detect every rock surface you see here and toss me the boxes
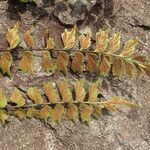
[0,0,150,150]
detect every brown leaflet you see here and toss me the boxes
[57,79,72,102]
[124,61,135,78]
[107,32,121,54]
[133,55,147,63]
[120,39,139,57]
[142,64,150,77]
[13,109,26,121]
[80,104,93,123]
[26,107,39,119]
[99,55,111,76]
[41,51,54,72]
[93,105,104,119]
[18,51,34,74]
[134,64,143,77]
[95,29,109,52]
[56,51,69,74]
[73,79,86,102]
[27,87,44,104]
[6,22,20,50]
[24,28,34,49]
[0,52,13,77]
[112,57,124,77]
[87,53,99,74]
[71,52,84,73]
[51,104,64,123]
[61,25,76,49]
[79,32,91,50]
[67,103,78,123]
[43,82,58,103]
[39,105,52,122]
[88,80,100,102]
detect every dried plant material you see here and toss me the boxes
[39,105,52,122]
[142,64,150,77]
[135,64,143,77]
[88,81,99,102]
[18,51,34,74]
[26,107,39,119]
[99,55,111,76]
[73,79,85,102]
[10,88,25,107]
[103,98,137,112]
[0,88,8,108]
[108,32,121,54]
[0,52,13,76]
[13,109,26,121]
[87,53,99,74]
[56,51,69,74]
[57,79,72,102]
[133,55,147,63]
[41,51,54,72]
[80,104,93,123]
[6,22,20,50]
[0,109,8,125]
[95,29,109,52]
[61,25,76,49]
[27,87,43,104]
[120,39,139,57]
[24,28,34,49]
[79,32,91,50]
[124,61,135,78]
[112,58,124,77]
[45,29,55,49]
[43,82,58,103]
[93,105,104,119]
[71,52,84,73]
[67,103,78,123]
[51,104,64,123]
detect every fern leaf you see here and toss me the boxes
[80,104,93,123]
[10,87,25,107]
[93,105,104,119]
[56,51,69,74]
[0,109,8,125]
[79,32,91,50]
[27,87,43,104]
[112,58,124,77]
[108,32,121,54]
[39,105,52,122]
[26,107,39,119]
[87,53,99,74]
[71,52,84,73]
[99,55,111,76]
[0,52,13,76]
[67,103,78,123]
[18,51,34,74]
[0,88,8,108]
[135,64,143,77]
[51,104,64,123]
[43,82,58,103]
[6,22,20,50]
[61,25,76,49]
[103,99,137,112]
[95,29,109,52]
[13,109,26,121]
[120,38,139,57]
[124,61,135,78]
[45,29,55,49]
[41,51,54,72]
[88,80,99,102]
[57,79,72,102]
[73,79,86,102]
[24,28,34,49]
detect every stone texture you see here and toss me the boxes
[0,0,149,150]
